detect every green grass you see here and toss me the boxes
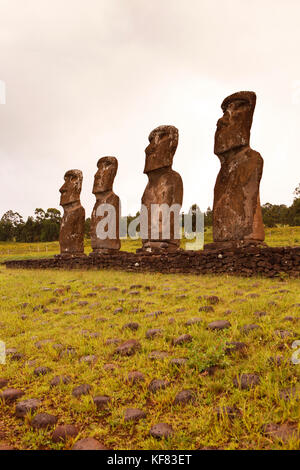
[0,226,299,263]
[0,267,299,450]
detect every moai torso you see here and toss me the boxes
[90,157,120,252]
[140,125,183,252]
[59,169,85,256]
[210,91,265,248]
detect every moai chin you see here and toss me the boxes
[90,156,120,254]
[139,125,183,253]
[205,91,265,250]
[59,169,85,256]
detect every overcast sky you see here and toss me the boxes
[0,0,300,220]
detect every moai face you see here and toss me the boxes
[59,170,83,206]
[214,91,256,156]
[144,125,179,174]
[93,157,118,194]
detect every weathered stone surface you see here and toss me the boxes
[72,384,92,398]
[207,320,231,330]
[173,389,195,405]
[199,306,214,313]
[207,91,265,250]
[233,373,260,389]
[72,437,107,450]
[90,157,120,253]
[93,395,111,410]
[150,423,174,439]
[115,339,141,356]
[140,125,183,253]
[52,424,79,442]
[148,379,170,393]
[50,375,72,387]
[146,328,163,339]
[172,334,192,345]
[59,169,85,256]
[0,388,24,403]
[126,371,145,384]
[124,408,146,422]
[15,399,41,418]
[34,366,52,376]
[31,413,58,429]
[122,322,139,331]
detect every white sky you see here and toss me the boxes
[0,0,300,219]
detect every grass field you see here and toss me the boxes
[0,227,299,450]
[0,226,299,263]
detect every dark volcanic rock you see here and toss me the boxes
[199,306,214,313]
[148,379,170,393]
[15,399,41,418]
[126,371,145,383]
[172,334,192,345]
[72,384,92,398]
[93,395,111,410]
[207,320,231,330]
[146,328,163,339]
[150,423,174,439]
[34,366,52,376]
[52,424,79,442]
[124,408,146,422]
[225,342,247,355]
[72,437,108,450]
[31,413,58,429]
[50,375,72,387]
[0,388,24,403]
[115,339,141,356]
[173,389,195,405]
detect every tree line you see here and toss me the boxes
[0,184,299,242]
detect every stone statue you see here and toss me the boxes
[206,91,265,250]
[140,125,183,252]
[59,169,85,256]
[90,156,120,253]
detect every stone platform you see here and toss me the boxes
[4,246,300,278]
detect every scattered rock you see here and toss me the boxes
[15,399,41,418]
[199,306,214,312]
[93,395,111,410]
[225,342,247,355]
[115,340,141,356]
[124,408,146,422]
[126,371,145,383]
[122,322,139,331]
[172,334,192,345]
[31,413,58,430]
[72,437,107,450]
[72,384,92,398]
[233,373,260,390]
[169,358,187,366]
[52,424,79,443]
[34,366,52,376]
[50,376,72,387]
[150,423,174,439]
[0,388,24,403]
[146,328,163,339]
[79,355,98,365]
[207,320,231,331]
[185,318,202,326]
[240,324,261,334]
[275,329,296,339]
[148,379,170,393]
[207,296,220,305]
[174,389,195,405]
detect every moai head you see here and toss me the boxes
[93,157,118,194]
[59,169,83,207]
[144,125,179,174]
[214,91,256,156]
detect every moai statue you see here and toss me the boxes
[139,125,183,252]
[59,169,85,256]
[205,91,265,250]
[90,156,120,253]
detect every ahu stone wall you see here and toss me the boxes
[4,246,300,278]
